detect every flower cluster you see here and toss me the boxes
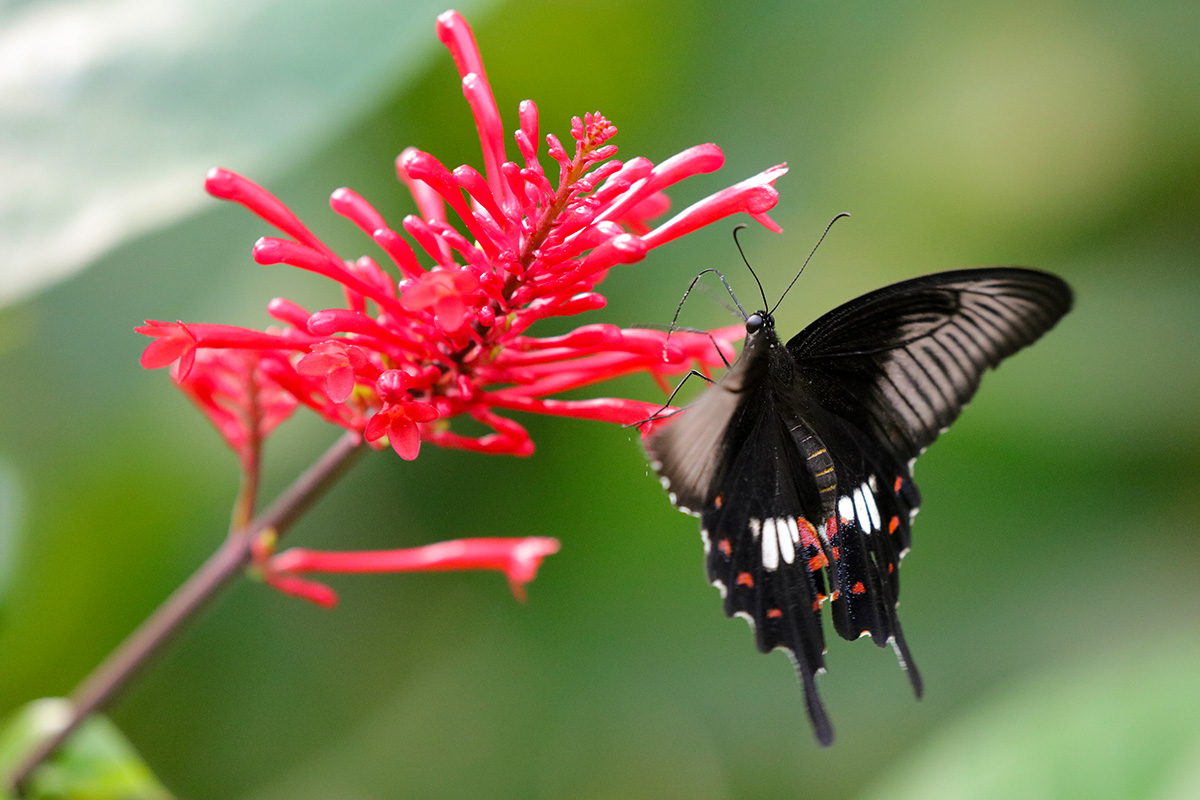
[137,10,786,605]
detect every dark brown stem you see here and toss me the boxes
[5,431,367,795]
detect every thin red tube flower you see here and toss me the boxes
[256,537,562,606]
[136,9,787,604]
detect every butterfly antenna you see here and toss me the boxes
[769,212,850,316]
[732,224,770,312]
[664,267,748,359]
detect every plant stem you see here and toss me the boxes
[6,431,367,794]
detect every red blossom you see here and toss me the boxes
[259,537,562,606]
[399,267,480,331]
[362,370,440,460]
[136,10,787,605]
[137,10,785,464]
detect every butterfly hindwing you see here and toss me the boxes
[700,394,837,743]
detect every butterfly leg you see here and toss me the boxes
[628,369,716,429]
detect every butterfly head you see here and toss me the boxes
[745,311,773,335]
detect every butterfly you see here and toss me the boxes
[644,264,1072,745]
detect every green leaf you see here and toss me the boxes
[0,699,173,800]
[0,0,492,308]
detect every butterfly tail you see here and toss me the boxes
[788,653,835,746]
[889,618,924,699]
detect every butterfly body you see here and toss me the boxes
[646,267,1072,745]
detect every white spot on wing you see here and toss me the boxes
[712,578,728,599]
[762,518,780,571]
[853,488,870,532]
[749,517,762,540]
[863,482,882,531]
[777,518,796,565]
[734,610,756,632]
[838,495,855,521]
[700,528,711,555]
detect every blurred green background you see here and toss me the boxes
[2,0,1199,797]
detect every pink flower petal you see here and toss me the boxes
[388,416,421,461]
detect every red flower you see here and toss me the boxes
[254,536,562,607]
[362,370,440,460]
[136,10,787,606]
[399,267,480,331]
[137,10,784,462]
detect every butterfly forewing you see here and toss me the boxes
[788,268,1073,462]
[646,266,1072,746]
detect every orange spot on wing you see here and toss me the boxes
[889,516,900,534]
[797,517,819,548]
[888,563,894,573]
[736,571,754,588]
[714,494,723,509]
[717,539,732,557]
[831,546,840,560]
[767,608,783,619]
[894,476,903,493]
[807,554,828,572]
[851,581,866,595]
[830,590,841,602]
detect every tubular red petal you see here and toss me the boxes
[270,536,559,601]
[461,72,508,204]
[205,168,337,259]
[594,144,725,225]
[266,297,312,328]
[399,150,497,256]
[371,228,426,280]
[396,147,447,224]
[402,216,455,268]
[453,164,510,233]
[545,133,570,173]
[591,157,653,204]
[640,181,783,250]
[263,573,340,608]
[254,238,409,317]
[330,187,387,236]
[576,233,648,274]
[306,309,422,354]
[436,10,488,86]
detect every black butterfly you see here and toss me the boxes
[645,265,1072,745]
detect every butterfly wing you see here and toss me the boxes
[786,266,1071,677]
[648,332,842,744]
[788,267,1073,463]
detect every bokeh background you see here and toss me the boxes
[2,0,1199,797]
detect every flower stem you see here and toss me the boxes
[5,431,366,794]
